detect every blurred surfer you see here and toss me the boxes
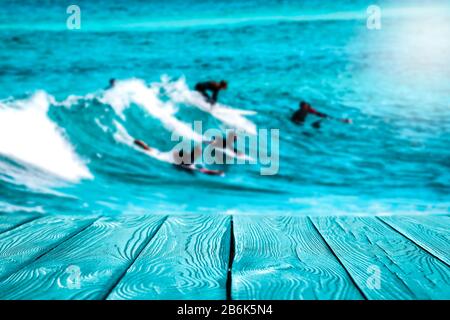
[291,101,351,127]
[194,80,228,105]
[106,78,116,89]
[133,139,224,176]
[210,131,241,156]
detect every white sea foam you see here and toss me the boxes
[113,120,174,164]
[0,91,93,182]
[101,78,204,142]
[162,76,257,134]
[0,202,45,214]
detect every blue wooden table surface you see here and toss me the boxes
[0,213,448,300]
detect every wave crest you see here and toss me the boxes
[0,91,93,182]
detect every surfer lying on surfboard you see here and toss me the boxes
[194,80,228,105]
[134,139,225,176]
[291,101,351,127]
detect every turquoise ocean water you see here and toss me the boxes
[0,0,449,216]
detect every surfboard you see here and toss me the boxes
[201,102,257,135]
[212,145,254,162]
[177,164,225,176]
[197,167,225,176]
[213,105,257,116]
[133,139,225,177]
[164,83,257,135]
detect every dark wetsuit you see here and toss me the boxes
[178,149,195,164]
[195,81,222,104]
[222,136,238,154]
[175,148,203,174]
[291,105,328,124]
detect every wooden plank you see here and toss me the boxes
[0,215,166,300]
[107,215,231,300]
[0,212,39,234]
[312,216,450,300]
[231,216,363,300]
[380,215,450,266]
[0,216,95,281]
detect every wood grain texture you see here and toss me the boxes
[231,216,363,300]
[0,212,39,234]
[380,215,450,266]
[0,215,165,300]
[312,216,450,300]
[0,216,95,282]
[107,215,231,300]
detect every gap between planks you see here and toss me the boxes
[0,214,41,236]
[376,216,450,268]
[0,216,99,282]
[101,216,169,300]
[307,217,369,300]
[226,215,235,300]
